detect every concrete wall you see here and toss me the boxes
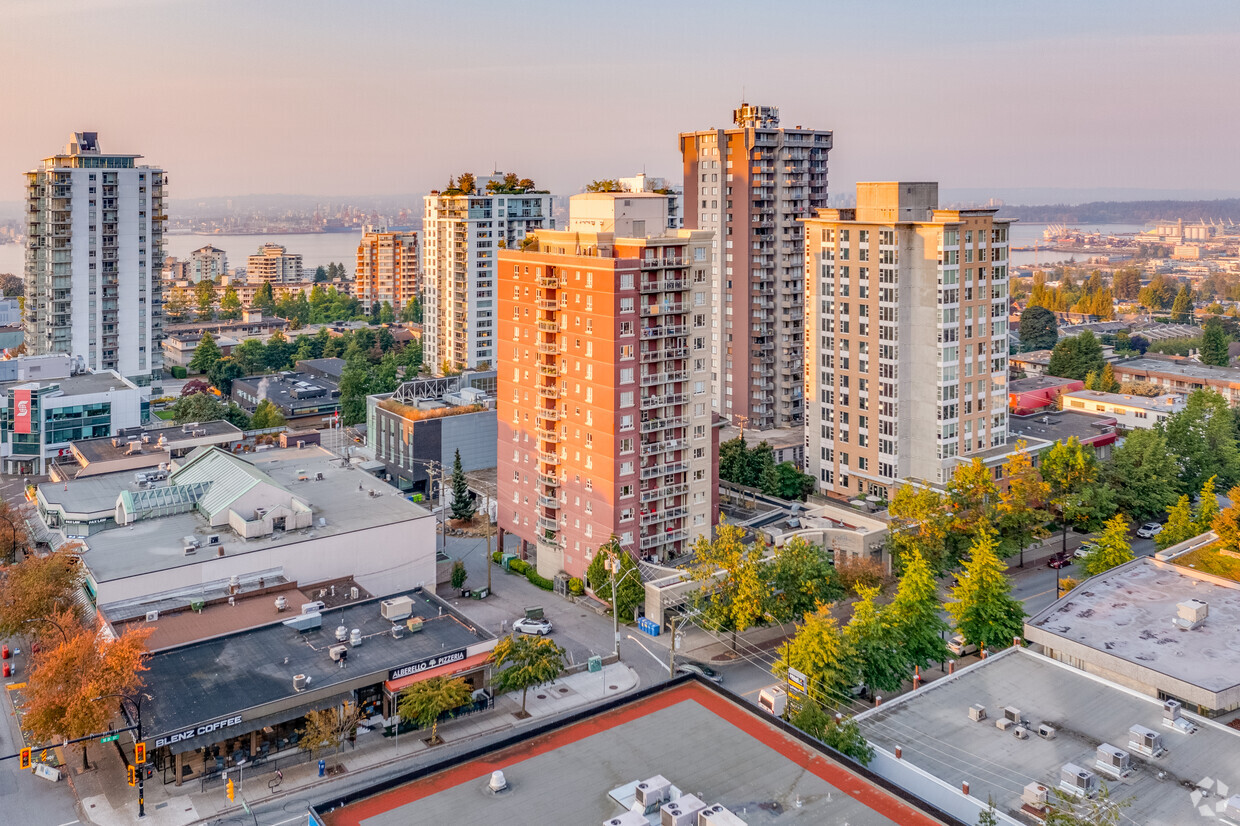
[866,747,1023,826]
[439,409,497,472]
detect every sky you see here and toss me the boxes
[1,0,1238,205]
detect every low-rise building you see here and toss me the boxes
[64,420,244,479]
[0,355,144,475]
[1112,356,1240,406]
[856,645,1240,826]
[1059,389,1185,430]
[162,331,240,369]
[33,444,437,607]
[231,369,340,427]
[716,425,805,469]
[1008,409,1117,460]
[164,312,289,342]
[1007,376,1083,415]
[1010,349,1054,377]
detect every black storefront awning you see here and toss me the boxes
[153,696,348,756]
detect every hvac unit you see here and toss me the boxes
[329,645,349,662]
[1095,743,1132,778]
[381,596,415,621]
[635,776,671,811]
[292,674,308,692]
[661,794,706,826]
[968,704,987,723]
[697,804,748,826]
[145,610,159,622]
[1013,726,1030,740]
[1021,782,1049,808]
[1163,699,1182,723]
[302,600,325,614]
[603,813,648,826]
[182,536,199,555]
[1173,598,1209,631]
[1038,724,1057,740]
[1059,763,1100,798]
[1004,706,1023,724]
[996,718,1015,732]
[391,624,404,639]
[1128,724,1165,757]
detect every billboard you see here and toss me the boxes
[13,389,31,435]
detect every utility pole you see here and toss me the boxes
[667,614,678,679]
[484,482,494,595]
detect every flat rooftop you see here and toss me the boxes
[318,681,958,826]
[1008,409,1117,445]
[1026,558,1240,693]
[72,421,243,464]
[857,647,1240,825]
[1115,356,1240,383]
[1061,389,1185,412]
[233,371,339,413]
[78,446,431,582]
[1011,349,1053,364]
[0,370,135,397]
[1008,376,1080,394]
[141,589,491,743]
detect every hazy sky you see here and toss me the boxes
[2,0,1238,204]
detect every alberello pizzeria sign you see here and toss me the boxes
[389,649,467,681]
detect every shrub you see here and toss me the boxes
[568,577,584,596]
[171,366,188,379]
[525,570,554,591]
[492,550,502,564]
[835,555,888,595]
[508,559,528,575]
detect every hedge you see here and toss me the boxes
[170,366,187,379]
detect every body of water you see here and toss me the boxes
[1008,223,1149,268]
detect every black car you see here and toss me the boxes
[1047,552,1072,569]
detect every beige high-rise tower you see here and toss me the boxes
[803,183,1012,500]
[355,226,418,313]
[680,104,832,430]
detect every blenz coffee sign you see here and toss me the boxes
[389,649,467,681]
[154,714,244,747]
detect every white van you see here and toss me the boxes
[758,685,788,717]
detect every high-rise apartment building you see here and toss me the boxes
[497,193,718,580]
[423,175,554,373]
[23,132,165,385]
[189,245,228,283]
[355,226,418,313]
[680,104,832,430]
[247,243,303,284]
[803,183,1011,500]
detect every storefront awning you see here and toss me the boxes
[384,651,491,693]
[155,697,342,756]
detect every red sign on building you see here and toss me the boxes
[13,389,31,434]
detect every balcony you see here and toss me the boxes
[537,516,559,533]
[640,462,688,480]
[537,384,560,399]
[537,535,561,555]
[535,408,560,422]
[641,506,687,527]
[642,438,684,456]
[536,299,558,311]
[537,274,560,288]
[538,473,559,487]
[539,451,559,465]
[536,341,559,355]
[640,303,686,318]
[538,495,559,510]
[536,320,559,333]
[640,416,685,434]
[640,257,686,270]
[536,428,560,443]
[538,363,560,378]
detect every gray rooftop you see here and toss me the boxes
[0,370,136,397]
[1060,389,1185,413]
[141,589,490,744]
[1009,376,1081,395]
[360,690,931,826]
[1011,349,1053,364]
[232,371,340,414]
[1115,356,1240,383]
[1026,558,1240,693]
[857,647,1240,826]
[79,446,430,582]
[1008,409,1117,445]
[72,421,243,464]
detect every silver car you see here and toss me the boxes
[511,617,553,635]
[675,661,723,683]
[1137,522,1163,539]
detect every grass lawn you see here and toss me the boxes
[155,409,176,420]
[1175,543,1240,581]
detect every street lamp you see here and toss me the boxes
[604,544,642,661]
[93,692,152,819]
[23,616,68,643]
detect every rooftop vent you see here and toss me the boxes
[487,770,508,794]
[349,628,362,647]
[335,625,348,642]
[1174,598,1208,631]
[661,794,706,826]
[1128,724,1165,757]
[1059,763,1100,798]
[1004,706,1023,724]
[282,612,321,632]
[603,813,648,826]
[274,596,288,613]
[292,674,308,692]
[1095,743,1132,778]
[329,644,348,662]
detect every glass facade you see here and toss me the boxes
[2,386,113,454]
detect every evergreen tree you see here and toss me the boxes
[1018,306,1058,351]
[1046,331,1106,381]
[1170,285,1194,323]
[1160,389,1240,491]
[1104,428,1181,523]
[1201,317,1230,367]
[449,449,475,521]
[946,529,1025,652]
[188,332,222,374]
[219,287,242,320]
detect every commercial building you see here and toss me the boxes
[423,175,555,373]
[64,420,244,479]
[856,645,1240,826]
[188,244,228,283]
[1111,356,1240,406]
[23,132,165,385]
[803,183,1012,499]
[1008,409,1116,460]
[230,365,340,427]
[33,443,437,607]
[355,225,418,312]
[680,104,833,429]
[1025,557,1240,715]
[0,298,21,327]
[129,587,496,788]
[312,678,963,826]
[0,354,143,475]
[1007,376,1083,416]
[366,372,497,497]
[246,243,303,284]
[497,193,719,579]
[716,424,805,468]
[1059,389,1185,430]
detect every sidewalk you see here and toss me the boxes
[64,661,639,826]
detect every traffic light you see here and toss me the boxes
[127,765,137,787]
[134,742,146,764]
[226,778,235,802]
[18,748,30,770]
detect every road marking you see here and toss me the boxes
[265,815,306,826]
[1026,589,1054,600]
[54,821,80,826]
[625,635,669,671]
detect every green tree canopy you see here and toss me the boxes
[1170,284,1194,323]
[585,538,644,620]
[490,633,565,716]
[188,332,222,374]
[1201,316,1230,367]
[842,584,907,694]
[1018,306,1058,351]
[790,701,874,765]
[1159,389,1240,491]
[946,529,1025,652]
[886,550,951,671]
[1046,330,1106,380]
[690,521,771,651]
[998,441,1050,567]
[397,676,472,743]
[449,448,476,521]
[1081,514,1135,577]
[766,537,843,624]
[1103,428,1181,523]
[774,605,851,709]
[249,399,287,429]
[219,287,242,320]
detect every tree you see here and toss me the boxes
[766,537,843,624]
[1103,428,1181,523]
[450,560,468,590]
[886,550,951,671]
[774,605,851,708]
[188,332,222,374]
[397,676,472,744]
[253,281,276,314]
[998,441,1050,567]
[449,449,476,521]
[718,437,752,486]
[490,634,565,717]
[314,265,328,283]
[887,483,951,573]
[264,330,292,371]
[1156,495,1198,550]
[232,339,267,375]
[0,272,24,296]
[337,355,372,425]
[171,392,226,424]
[842,584,906,694]
[163,290,190,323]
[1195,475,1221,534]
[219,287,242,320]
[1046,331,1105,381]
[586,179,622,192]
[945,529,1025,652]
[759,461,816,501]
[790,701,874,765]
[1112,268,1141,300]
[379,301,395,325]
[1043,437,1112,555]
[1018,306,1058,351]
[1170,284,1194,323]
[1212,488,1240,555]
[1096,363,1119,393]
[23,616,150,771]
[207,358,246,395]
[586,539,644,620]
[0,497,31,564]
[1081,514,1135,577]
[1043,783,1130,826]
[194,279,215,321]
[1201,316,1230,367]
[249,399,287,429]
[296,704,362,764]
[0,550,81,637]
[945,457,998,541]
[1160,389,1240,492]
[690,521,771,651]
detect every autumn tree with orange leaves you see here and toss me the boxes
[0,548,84,638]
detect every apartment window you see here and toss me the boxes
[620,484,634,497]
[620,508,635,522]
[620,273,634,290]
[621,391,634,407]
[620,321,633,336]
[620,438,634,453]
[620,462,634,476]
[621,344,634,359]
[620,298,635,313]
[620,368,634,384]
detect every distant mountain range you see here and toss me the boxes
[993,199,1240,224]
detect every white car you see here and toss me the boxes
[947,634,978,657]
[1137,522,1163,539]
[511,617,553,635]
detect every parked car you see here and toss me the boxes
[1047,552,1072,569]
[511,617,553,635]
[1074,542,1099,559]
[947,635,978,657]
[675,661,723,684]
[1137,522,1164,539]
